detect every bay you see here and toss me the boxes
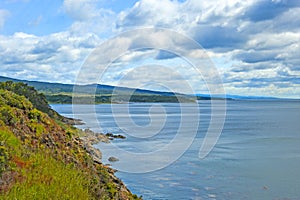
[51,100,300,200]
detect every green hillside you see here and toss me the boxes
[0,82,140,199]
[0,76,196,103]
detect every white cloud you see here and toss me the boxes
[62,0,116,37]
[63,0,99,21]
[116,0,253,32]
[1,0,299,98]
[0,31,102,83]
[117,0,180,28]
[246,32,300,50]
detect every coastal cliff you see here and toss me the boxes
[0,81,140,199]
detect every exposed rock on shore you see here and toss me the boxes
[61,116,85,125]
[78,129,110,164]
[108,157,119,162]
[106,132,126,140]
[78,129,128,164]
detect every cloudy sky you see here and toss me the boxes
[0,0,299,98]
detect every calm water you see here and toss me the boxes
[51,100,300,200]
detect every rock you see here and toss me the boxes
[96,134,110,143]
[115,134,126,139]
[89,136,99,145]
[263,186,268,190]
[108,156,119,162]
[62,117,85,125]
[90,148,102,163]
[105,133,126,140]
[105,133,114,138]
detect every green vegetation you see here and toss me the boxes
[0,76,196,104]
[0,82,140,199]
[0,81,57,117]
[4,152,92,200]
[46,94,195,104]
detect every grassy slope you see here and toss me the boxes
[0,82,140,200]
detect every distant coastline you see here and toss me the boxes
[1,75,298,103]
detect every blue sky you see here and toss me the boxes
[0,0,299,98]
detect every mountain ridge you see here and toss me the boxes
[0,75,290,101]
[0,75,175,96]
[0,76,196,103]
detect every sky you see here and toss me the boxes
[0,0,299,98]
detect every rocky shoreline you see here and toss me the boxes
[65,117,127,165]
[77,128,126,167]
[61,116,85,125]
[79,129,109,164]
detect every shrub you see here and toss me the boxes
[28,109,42,122]
[0,126,20,175]
[0,82,55,117]
[0,144,9,175]
[0,106,19,125]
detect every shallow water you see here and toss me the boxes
[52,100,300,200]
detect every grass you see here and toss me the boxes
[3,152,92,200]
[0,127,92,199]
[0,126,91,200]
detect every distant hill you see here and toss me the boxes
[2,75,283,102]
[0,75,175,96]
[0,76,196,103]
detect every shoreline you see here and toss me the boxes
[64,117,126,165]
[77,128,126,166]
[62,117,141,199]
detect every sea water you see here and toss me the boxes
[51,100,300,200]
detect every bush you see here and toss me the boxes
[28,109,42,122]
[0,82,55,117]
[0,144,9,175]
[0,127,20,175]
[0,106,19,125]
